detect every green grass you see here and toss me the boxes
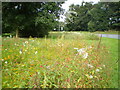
[1,32,118,88]
[100,37,119,88]
[93,30,120,35]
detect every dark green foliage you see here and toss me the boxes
[107,2,120,30]
[65,2,120,32]
[88,2,110,32]
[2,2,63,37]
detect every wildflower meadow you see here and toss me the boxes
[1,32,118,88]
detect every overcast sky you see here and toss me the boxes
[59,0,100,22]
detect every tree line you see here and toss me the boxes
[64,2,120,32]
[2,2,64,37]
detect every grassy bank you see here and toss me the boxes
[1,32,118,88]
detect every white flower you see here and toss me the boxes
[96,69,100,72]
[46,66,50,69]
[35,51,38,54]
[14,43,17,46]
[10,35,12,38]
[83,52,88,59]
[103,65,105,67]
[2,59,4,61]
[87,64,93,68]
[89,75,93,79]
[61,44,64,46]
[25,41,28,44]
[77,48,86,55]
[5,61,8,64]
[74,48,78,50]
[19,51,22,54]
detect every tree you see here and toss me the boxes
[64,2,120,32]
[107,2,120,30]
[87,2,110,32]
[2,2,63,37]
[65,2,93,31]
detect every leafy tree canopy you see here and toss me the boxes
[2,2,64,37]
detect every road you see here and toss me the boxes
[96,34,120,39]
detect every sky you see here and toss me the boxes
[59,0,100,22]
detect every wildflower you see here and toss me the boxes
[96,69,100,72]
[1,59,4,61]
[103,65,105,67]
[40,65,43,68]
[14,43,17,45]
[22,65,25,67]
[35,51,38,54]
[74,47,89,59]
[89,75,93,79]
[25,41,28,44]
[5,61,8,64]
[8,55,10,59]
[61,44,64,46]
[19,49,22,54]
[77,48,86,55]
[46,66,50,69]
[74,48,78,50]
[10,35,12,38]
[83,52,88,59]
[87,64,93,68]
[85,74,93,79]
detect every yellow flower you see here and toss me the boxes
[4,57,7,60]
[8,55,10,59]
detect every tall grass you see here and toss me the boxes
[1,32,117,88]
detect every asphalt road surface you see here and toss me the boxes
[96,34,120,39]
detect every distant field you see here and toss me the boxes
[1,32,118,88]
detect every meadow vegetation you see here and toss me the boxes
[1,32,118,88]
